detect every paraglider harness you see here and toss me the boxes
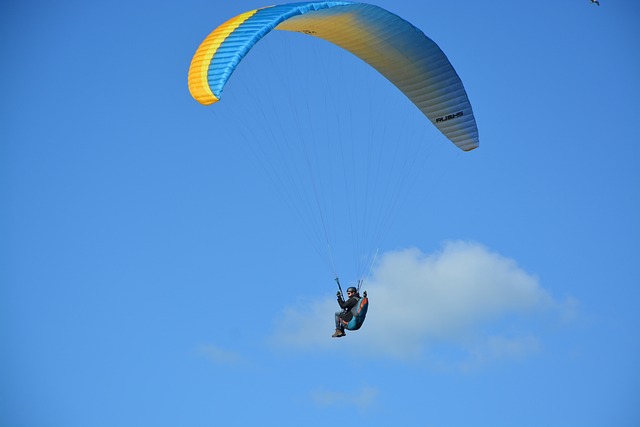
[336,278,369,331]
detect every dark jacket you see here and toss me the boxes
[337,294,359,322]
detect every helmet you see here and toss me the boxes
[346,286,358,294]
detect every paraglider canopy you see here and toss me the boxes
[188,1,479,151]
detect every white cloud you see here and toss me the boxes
[198,344,245,365]
[311,386,379,410]
[270,241,576,366]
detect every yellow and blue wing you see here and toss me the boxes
[188,1,479,151]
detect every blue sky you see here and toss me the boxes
[2,1,639,426]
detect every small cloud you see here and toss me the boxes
[311,386,379,410]
[270,241,577,367]
[456,335,542,372]
[198,344,244,366]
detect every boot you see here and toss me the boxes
[331,328,346,338]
